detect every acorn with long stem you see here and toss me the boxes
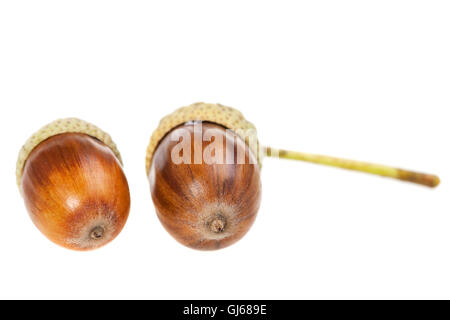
[146,102,439,251]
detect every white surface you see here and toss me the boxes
[0,1,449,299]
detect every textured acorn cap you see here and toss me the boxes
[16,118,122,190]
[146,102,261,175]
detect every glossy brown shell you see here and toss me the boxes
[149,122,262,250]
[21,133,130,250]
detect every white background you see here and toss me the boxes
[0,1,449,299]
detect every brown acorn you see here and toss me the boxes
[16,119,130,250]
[146,102,440,251]
[149,121,261,250]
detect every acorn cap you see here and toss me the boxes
[145,102,261,175]
[16,118,122,190]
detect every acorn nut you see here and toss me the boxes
[146,102,440,251]
[16,118,130,250]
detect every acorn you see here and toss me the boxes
[146,102,440,251]
[16,118,130,250]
